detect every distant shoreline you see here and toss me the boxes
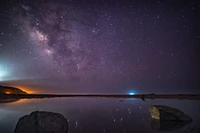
[0,94,200,100]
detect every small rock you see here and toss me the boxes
[14,111,68,133]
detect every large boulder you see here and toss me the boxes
[14,111,68,133]
[149,105,192,121]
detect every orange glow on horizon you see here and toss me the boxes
[5,91,11,94]
[15,99,30,104]
[14,86,38,94]
[8,98,36,105]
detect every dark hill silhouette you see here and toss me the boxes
[0,85,27,94]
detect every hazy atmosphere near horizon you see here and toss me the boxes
[0,0,199,94]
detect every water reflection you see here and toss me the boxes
[0,98,20,103]
[0,98,200,133]
[151,118,192,131]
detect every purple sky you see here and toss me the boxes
[0,0,199,93]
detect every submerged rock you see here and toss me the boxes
[151,118,192,131]
[14,111,68,133]
[185,126,200,133]
[149,105,192,121]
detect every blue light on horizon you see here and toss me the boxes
[128,92,136,95]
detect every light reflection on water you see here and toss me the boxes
[0,98,200,133]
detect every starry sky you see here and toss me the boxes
[0,0,199,93]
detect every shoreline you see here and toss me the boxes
[1,94,200,100]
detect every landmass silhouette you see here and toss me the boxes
[0,85,200,101]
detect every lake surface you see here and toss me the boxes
[0,98,200,133]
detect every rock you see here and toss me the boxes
[149,105,192,121]
[14,111,68,133]
[141,96,145,101]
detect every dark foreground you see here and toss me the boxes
[1,94,200,100]
[0,96,200,133]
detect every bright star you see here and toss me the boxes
[45,49,53,55]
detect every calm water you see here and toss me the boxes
[0,98,200,133]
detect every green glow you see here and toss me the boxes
[0,65,8,81]
[0,71,5,80]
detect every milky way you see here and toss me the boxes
[17,1,106,79]
[0,0,199,92]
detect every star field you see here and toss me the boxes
[0,0,200,93]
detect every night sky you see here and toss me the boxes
[0,0,199,94]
